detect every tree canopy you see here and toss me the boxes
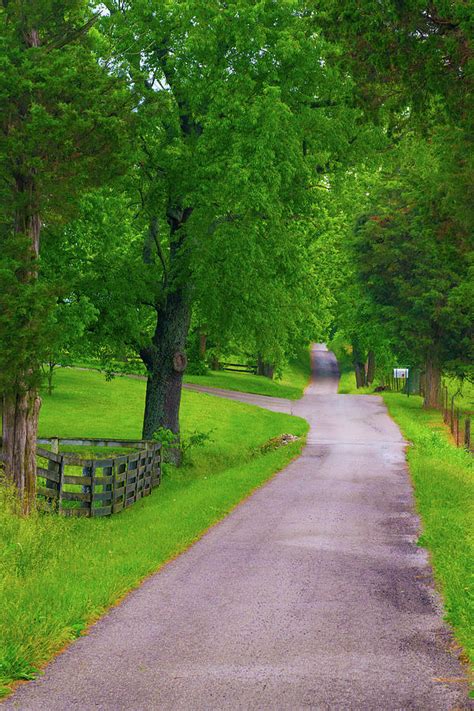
[1,0,472,505]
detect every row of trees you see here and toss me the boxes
[1,1,472,510]
[326,0,473,406]
[1,1,372,509]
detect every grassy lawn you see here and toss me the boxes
[338,370,376,395]
[183,351,310,399]
[0,368,308,696]
[338,369,474,674]
[74,346,312,400]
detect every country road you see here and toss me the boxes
[4,345,470,710]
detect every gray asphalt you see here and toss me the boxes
[5,345,470,710]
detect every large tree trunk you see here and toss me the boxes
[264,363,274,379]
[366,350,376,385]
[141,206,192,451]
[2,391,41,514]
[352,340,366,388]
[2,172,42,511]
[142,287,191,444]
[423,357,441,409]
[257,355,274,379]
[354,362,366,388]
[198,329,207,359]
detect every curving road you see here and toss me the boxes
[4,345,470,710]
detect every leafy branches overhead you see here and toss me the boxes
[316,0,473,119]
[90,1,365,362]
[3,0,470,494]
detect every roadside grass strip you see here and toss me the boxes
[0,369,308,695]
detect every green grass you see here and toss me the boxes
[337,370,377,395]
[72,347,312,400]
[337,369,473,673]
[183,352,310,399]
[0,368,308,695]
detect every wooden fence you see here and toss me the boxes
[382,374,472,454]
[436,386,472,453]
[220,362,258,374]
[35,437,161,517]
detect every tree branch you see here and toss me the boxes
[149,217,168,284]
[45,14,100,52]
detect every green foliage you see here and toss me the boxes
[352,134,473,376]
[0,1,129,395]
[0,2,129,211]
[59,1,369,376]
[179,429,215,464]
[151,426,177,452]
[317,0,473,120]
[0,236,54,394]
[186,360,209,376]
[41,296,98,392]
[319,0,473,390]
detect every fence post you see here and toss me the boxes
[89,463,96,517]
[57,455,65,513]
[456,408,460,447]
[42,437,61,508]
[450,396,455,433]
[82,464,94,516]
[465,419,471,452]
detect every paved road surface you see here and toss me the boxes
[5,345,470,710]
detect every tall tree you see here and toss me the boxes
[100,0,363,443]
[318,0,473,396]
[316,0,472,120]
[0,1,128,509]
[352,134,473,407]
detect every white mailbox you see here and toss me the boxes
[393,368,409,379]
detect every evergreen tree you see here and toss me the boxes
[0,0,128,509]
[352,135,473,406]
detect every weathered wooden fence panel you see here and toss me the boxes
[35,438,161,517]
[220,362,258,374]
